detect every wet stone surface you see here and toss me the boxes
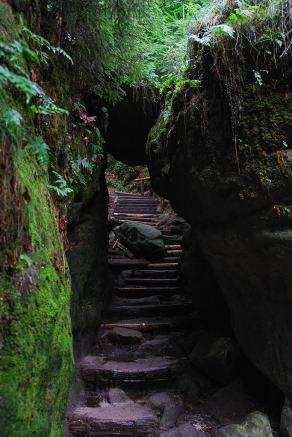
[67,192,277,437]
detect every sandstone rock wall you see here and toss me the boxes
[147,2,292,400]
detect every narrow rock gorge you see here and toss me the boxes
[0,0,291,436]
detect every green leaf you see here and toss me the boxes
[19,254,33,266]
[3,108,23,127]
[26,137,50,167]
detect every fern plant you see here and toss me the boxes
[0,27,71,114]
[71,157,94,186]
[26,137,50,168]
[49,171,73,198]
[22,26,73,66]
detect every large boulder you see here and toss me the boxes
[281,398,292,437]
[147,2,292,400]
[189,331,240,385]
[214,411,273,437]
[114,221,166,261]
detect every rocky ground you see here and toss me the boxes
[66,192,277,437]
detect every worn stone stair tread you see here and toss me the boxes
[117,220,158,226]
[114,212,157,217]
[130,270,178,279]
[166,250,182,255]
[100,326,144,345]
[116,202,159,207]
[114,286,181,298]
[117,215,157,220]
[115,286,181,293]
[109,259,149,270]
[163,237,183,245]
[116,209,159,213]
[146,263,179,270]
[165,245,182,250]
[101,314,198,332]
[79,355,186,383]
[125,278,179,286]
[69,404,159,436]
[118,221,158,227]
[114,192,153,196]
[115,207,159,211]
[160,257,180,262]
[106,302,191,318]
[111,294,187,306]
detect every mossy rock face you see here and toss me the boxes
[0,151,74,437]
[147,9,292,400]
[0,3,74,435]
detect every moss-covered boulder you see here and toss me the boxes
[147,1,292,400]
[215,411,273,437]
[114,221,166,261]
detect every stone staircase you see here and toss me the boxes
[68,192,200,436]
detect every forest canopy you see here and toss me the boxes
[19,0,208,102]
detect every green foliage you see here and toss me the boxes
[0,30,69,114]
[15,254,33,271]
[23,26,73,66]
[0,64,42,103]
[106,158,141,192]
[26,137,49,168]
[48,171,73,198]
[45,0,152,102]
[0,107,23,144]
[142,0,206,85]
[38,0,207,98]
[190,0,291,60]
[71,156,94,186]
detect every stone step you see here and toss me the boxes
[115,199,156,204]
[115,215,157,221]
[109,259,149,271]
[115,195,157,199]
[166,250,182,256]
[68,404,159,436]
[115,285,180,296]
[165,245,182,250]
[100,327,144,345]
[114,212,157,217]
[106,302,190,319]
[116,202,159,207]
[114,286,181,298]
[163,236,183,244]
[114,217,158,223]
[115,207,158,212]
[130,269,179,279]
[78,355,186,384]
[114,192,152,197]
[117,219,158,226]
[160,257,180,262]
[101,314,198,333]
[125,278,179,286]
[146,262,178,270]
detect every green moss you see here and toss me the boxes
[148,103,172,145]
[239,88,292,153]
[234,87,292,199]
[0,150,74,437]
[0,3,18,41]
